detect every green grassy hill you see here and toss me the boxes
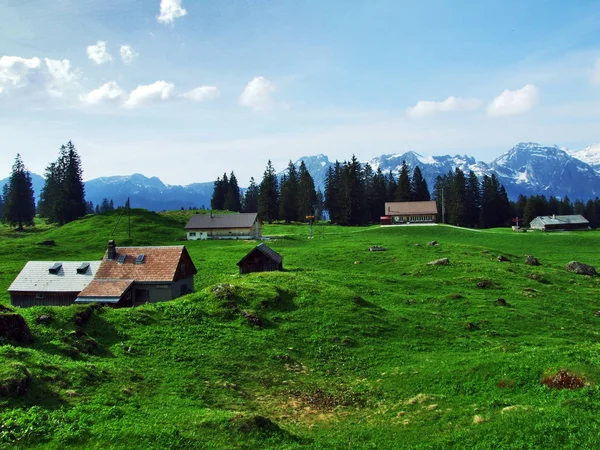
[2,211,600,448]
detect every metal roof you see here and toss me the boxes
[385,201,438,215]
[531,215,589,226]
[185,213,259,230]
[8,261,101,293]
[237,243,283,266]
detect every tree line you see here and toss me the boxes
[514,194,600,228]
[211,161,320,224]
[0,141,111,230]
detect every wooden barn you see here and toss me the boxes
[8,261,101,308]
[237,244,283,275]
[529,215,590,231]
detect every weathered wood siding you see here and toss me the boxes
[10,291,79,308]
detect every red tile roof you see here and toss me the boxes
[78,279,134,298]
[95,246,196,282]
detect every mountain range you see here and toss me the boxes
[2,142,600,211]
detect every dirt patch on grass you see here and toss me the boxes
[541,369,585,390]
[405,393,435,405]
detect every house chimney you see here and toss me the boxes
[552,214,556,219]
[107,240,116,260]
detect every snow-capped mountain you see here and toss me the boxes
[567,144,600,174]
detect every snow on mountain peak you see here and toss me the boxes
[567,144,600,169]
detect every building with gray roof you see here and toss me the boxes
[8,261,101,307]
[184,212,261,240]
[529,215,590,231]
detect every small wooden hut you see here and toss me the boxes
[237,244,283,275]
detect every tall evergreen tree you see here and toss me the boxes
[38,141,86,224]
[372,168,387,221]
[0,190,4,219]
[242,177,259,213]
[341,155,367,225]
[210,173,228,210]
[258,160,279,223]
[278,161,299,222]
[2,154,36,230]
[411,166,430,201]
[464,170,481,227]
[224,172,242,212]
[395,160,412,201]
[324,163,343,223]
[449,168,467,226]
[385,171,397,202]
[297,161,317,221]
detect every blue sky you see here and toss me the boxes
[1,0,600,185]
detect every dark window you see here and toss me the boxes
[118,254,126,264]
[135,254,145,264]
[49,263,62,274]
[77,263,90,274]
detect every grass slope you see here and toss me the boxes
[1,211,600,448]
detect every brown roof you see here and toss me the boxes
[385,201,438,215]
[185,213,259,230]
[78,279,134,298]
[95,246,197,282]
[237,244,283,266]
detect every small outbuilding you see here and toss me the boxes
[185,212,262,240]
[237,244,283,275]
[529,215,590,231]
[384,201,438,224]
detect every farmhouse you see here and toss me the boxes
[185,212,262,240]
[237,243,283,274]
[87,240,197,304]
[529,215,590,232]
[383,201,438,225]
[8,261,100,307]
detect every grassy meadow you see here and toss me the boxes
[1,209,600,448]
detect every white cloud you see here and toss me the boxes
[487,84,539,117]
[81,81,125,105]
[87,41,113,64]
[239,76,277,111]
[44,58,79,96]
[406,96,482,118]
[120,45,138,64]
[183,86,219,102]
[157,0,187,24]
[124,80,174,108]
[0,56,42,93]
[592,59,600,85]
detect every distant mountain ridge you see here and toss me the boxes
[3,142,600,211]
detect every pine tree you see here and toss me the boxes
[464,171,481,227]
[210,173,228,210]
[372,168,387,221]
[297,161,317,221]
[86,201,95,214]
[38,141,86,224]
[242,177,259,213]
[342,155,367,225]
[411,166,430,201]
[449,168,466,226]
[395,160,412,201]
[385,171,397,202]
[324,163,343,223]
[278,161,299,222]
[258,160,279,223]
[2,154,36,230]
[0,189,4,219]
[224,172,241,212]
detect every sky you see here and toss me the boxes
[1,0,600,185]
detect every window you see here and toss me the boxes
[135,254,145,264]
[77,263,90,274]
[189,232,196,236]
[118,254,126,264]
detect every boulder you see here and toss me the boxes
[36,314,54,325]
[427,241,438,246]
[566,261,597,276]
[241,311,264,327]
[36,240,56,246]
[497,255,511,262]
[0,314,33,344]
[427,258,449,266]
[496,298,508,307]
[525,255,540,266]
[369,246,387,252]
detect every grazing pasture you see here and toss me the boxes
[1,210,600,448]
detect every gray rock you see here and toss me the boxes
[427,258,449,266]
[427,240,438,246]
[497,255,511,262]
[525,255,540,266]
[566,261,597,276]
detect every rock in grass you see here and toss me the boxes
[566,261,597,276]
[36,240,56,246]
[495,298,508,307]
[427,258,449,266]
[0,314,33,344]
[233,414,283,434]
[525,255,540,266]
[541,369,585,390]
[497,255,511,262]
[0,363,31,397]
[36,314,54,325]
[369,245,387,252]
[241,311,263,327]
[427,241,438,246]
